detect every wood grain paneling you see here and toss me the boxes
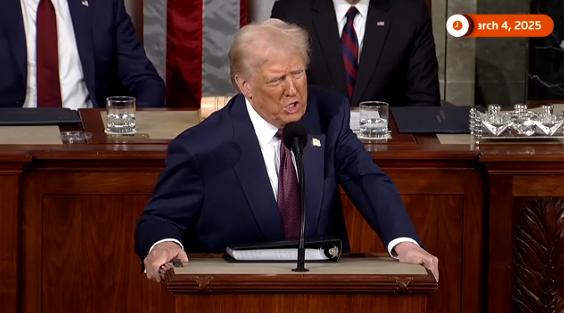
[487,175,514,313]
[171,294,427,313]
[0,176,22,313]
[512,199,564,313]
[514,175,564,196]
[0,152,30,313]
[22,169,162,313]
[460,170,484,313]
[40,195,160,313]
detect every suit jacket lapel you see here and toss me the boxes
[301,112,325,238]
[6,0,26,80]
[312,0,347,95]
[230,96,285,241]
[68,0,96,104]
[352,0,392,106]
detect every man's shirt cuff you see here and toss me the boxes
[148,238,184,255]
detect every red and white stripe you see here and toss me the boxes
[137,0,248,108]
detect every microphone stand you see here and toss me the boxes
[292,138,308,272]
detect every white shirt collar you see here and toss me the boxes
[333,0,370,23]
[245,98,280,146]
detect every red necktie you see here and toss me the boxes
[36,0,62,107]
[341,7,359,101]
[276,130,300,240]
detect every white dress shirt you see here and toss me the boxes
[333,0,370,55]
[150,98,418,257]
[20,0,92,109]
[245,98,287,200]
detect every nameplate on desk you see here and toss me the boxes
[391,106,470,133]
[0,108,81,125]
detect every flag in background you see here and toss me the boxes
[142,0,248,108]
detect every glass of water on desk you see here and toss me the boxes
[105,96,136,134]
[358,101,390,141]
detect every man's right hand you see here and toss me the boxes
[144,241,189,282]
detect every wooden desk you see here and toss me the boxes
[0,152,30,313]
[0,109,560,313]
[161,257,437,313]
[479,145,564,313]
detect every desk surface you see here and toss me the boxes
[164,257,436,294]
[1,108,562,160]
[172,257,428,275]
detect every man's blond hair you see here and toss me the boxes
[228,18,310,90]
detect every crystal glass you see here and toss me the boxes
[510,104,536,136]
[358,101,390,140]
[535,104,564,136]
[482,104,510,136]
[105,96,136,134]
[469,107,482,143]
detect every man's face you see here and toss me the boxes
[237,49,308,128]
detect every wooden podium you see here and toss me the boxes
[161,257,437,313]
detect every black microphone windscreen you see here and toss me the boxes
[282,122,307,151]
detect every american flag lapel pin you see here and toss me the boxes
[377,21,385,27]
[81,0,89,7]
[312,138,321,147]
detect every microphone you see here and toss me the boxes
[282,122,308,272]
[282,122,307,157]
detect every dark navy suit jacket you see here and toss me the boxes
[272,0,440,107]
[135,86,419,259]
[0,0,165,108]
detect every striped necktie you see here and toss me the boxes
[276,129,300,240]
[341,6,359,101]
[36,0,63,107]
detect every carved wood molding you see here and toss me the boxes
[165,273,437,294]
[513,198,564,313]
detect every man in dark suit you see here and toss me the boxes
[0,0,164,108]
[136,19,438,282]
[271,0,440,107]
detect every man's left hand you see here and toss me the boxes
[394,242,439,282]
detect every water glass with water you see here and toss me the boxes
[105,96,136,134]
[359,101,389,140]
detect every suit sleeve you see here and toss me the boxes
[113,0,165,107]
[333,100,421,246]
[135,136,203,260]
[404,2,440,106]
[270,1,285,19]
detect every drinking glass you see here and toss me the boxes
[358,101,390,140]
[105,96,136,134]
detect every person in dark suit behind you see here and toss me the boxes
[271,0,440,107]
[0,0,165,109]
[135,19,438,282]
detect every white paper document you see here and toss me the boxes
[226,247,332,261]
